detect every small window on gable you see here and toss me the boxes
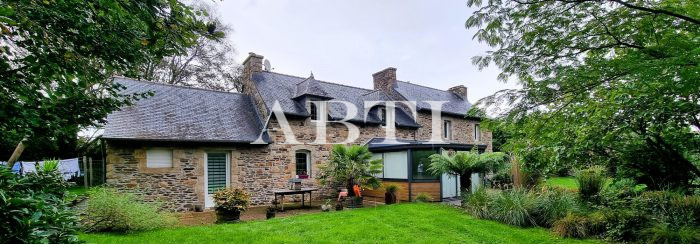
[443,120,452,140]
[378,107,387,127]
[474,124,481,142]
[146,149,172,168]
[309,102,318,121]
[295,150,311,178]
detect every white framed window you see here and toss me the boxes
[146,149,172,168]
[443,120,452,140]
[295,150,311,178]
[474,124,481,142]
[378,107,387,127]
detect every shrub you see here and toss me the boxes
[669,195,700,227]
[551,211,606,239]
[598,178,646,208]
[641,225,700,244]
[600,208,651,242]
[463,187,496,219]
[490,162,513,187]
[552,213,592,238]
[414,193,431,202]
[82,188,178,232]
[533,187,580,227]
[488,188,536,227]
[0,164,80,243]
[632,190,700,228]
[575,167,606,202]
[213,187,251,212]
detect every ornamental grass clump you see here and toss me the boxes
[575,166,606,202]
[533,187,580,227]
[463,187,496,219]
[82,188,178,232]
[488,188,537,227]
[414,193,431,203]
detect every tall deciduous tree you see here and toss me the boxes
[466,0,700,188]
[0,0,209,165]
[140,3,244,92]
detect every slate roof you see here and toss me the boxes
[394,81,472,117]
[103,77,267,143]
[293,75,331,99]
[252,71,420,128]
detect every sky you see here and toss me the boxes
[215,0,520,103]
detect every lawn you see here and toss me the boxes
[68,186,90,196]
[80,203,597,244]
[544,176,579,190]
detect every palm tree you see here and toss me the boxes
[428,150,506,193]
[318,144,383,196]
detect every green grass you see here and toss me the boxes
[80,203,598,243]
[544,177,579,190]
[68,186,90,196]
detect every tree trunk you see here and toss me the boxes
[6,138,27,169]
[347,178,356,197]
[460,172,472,194]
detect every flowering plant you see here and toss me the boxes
[212,187,251,212]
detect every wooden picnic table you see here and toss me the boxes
[273,188,318,211]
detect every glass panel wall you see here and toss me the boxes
[411,149,439,180]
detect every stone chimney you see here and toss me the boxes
[372,67,397,92]
[241,52,268,117]
[448,85,468,100]
[243,52,263,74]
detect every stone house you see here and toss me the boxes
[103,52,492,211]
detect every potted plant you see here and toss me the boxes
[384,184,400,204]
[266,207,276,219]
[212,187,251,223]
[321,199,332,212]
[335,201,343,211]
[318,145,383,207]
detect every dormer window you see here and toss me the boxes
[378,107,387,127]
[310,102,318,121]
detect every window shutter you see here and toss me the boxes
[207,152,228,194]
[146,149,172,168]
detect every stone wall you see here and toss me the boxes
[106,147,204,211]
[414,112,493,152]
[105,115,429,211]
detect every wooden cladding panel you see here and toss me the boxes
[363,180,440,202]
[410,182,440,201]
